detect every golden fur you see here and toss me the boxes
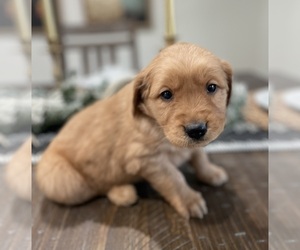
[36,43,232,219]
[5,137,32,201]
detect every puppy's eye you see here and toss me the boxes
[160,90,173,100]
[207,84,217,93]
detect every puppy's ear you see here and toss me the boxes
[221,60,233,106]
[132,72,150,117]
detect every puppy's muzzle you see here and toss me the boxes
[184,122,207,140]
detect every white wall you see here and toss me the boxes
[138,0,268,77]
[2,0,269,86]
[0,33,28,85]
[31,35,55,84]
[269,0,300,79]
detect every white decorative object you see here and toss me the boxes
[254,87,268,111]
[282,87,300,112]
[75,65,136,94]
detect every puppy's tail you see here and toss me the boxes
[5,137,32,202]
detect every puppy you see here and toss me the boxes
[36,43,232,219]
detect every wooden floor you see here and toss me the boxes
[7,150,300,250]
[269,151,300,250]
[0,170,31,250]
[30,152,268,250]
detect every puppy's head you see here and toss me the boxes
[133,43,232,147]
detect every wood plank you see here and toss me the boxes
[96,47,103,69]
[82,47,89,75]
[108,45,116,64]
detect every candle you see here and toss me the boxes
[42,0,58,41]
[165,0,176,37]
[13,0,30,41]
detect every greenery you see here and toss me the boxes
[32,84,104,134]
[32,81,248,134]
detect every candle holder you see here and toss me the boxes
[164,0,176,47]
[165,35,176,47]
[41,0,66,87]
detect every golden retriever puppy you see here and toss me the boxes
[36,43,232,219]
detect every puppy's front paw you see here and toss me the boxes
[209,165,228,186]
[172,190,207,219]
[197,164,228,187]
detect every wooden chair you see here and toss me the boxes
[46,0,139,85]
[59,21,139,75]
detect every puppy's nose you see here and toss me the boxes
[184,123,207,140]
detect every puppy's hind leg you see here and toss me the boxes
[36,153,97,205]
[107,184,138,206]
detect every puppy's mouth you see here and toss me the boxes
[185,136,211,147]
[165,134,212,148]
